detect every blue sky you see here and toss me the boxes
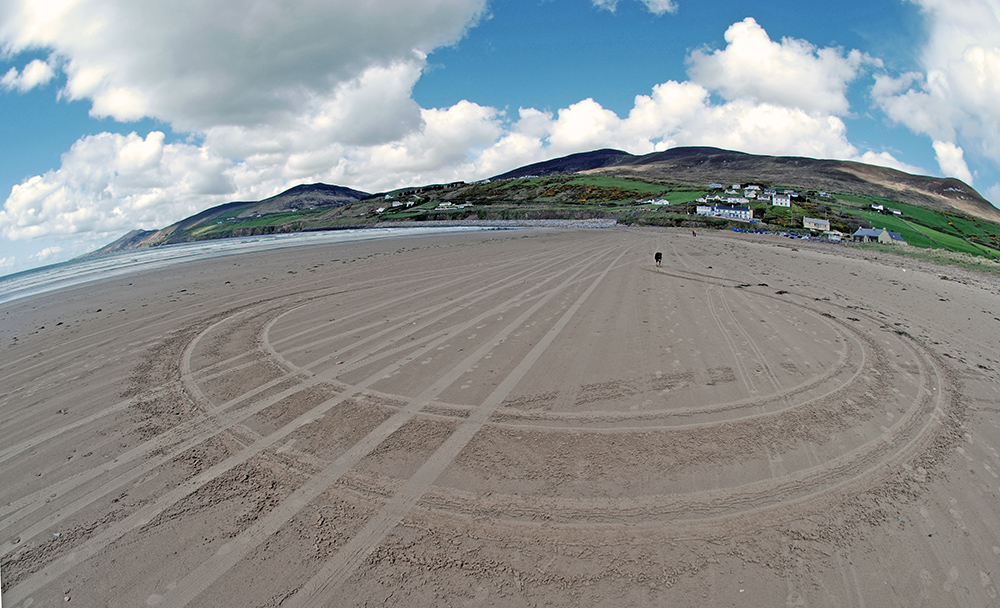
[2,0,999,275]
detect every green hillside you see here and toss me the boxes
[160,173,1000,262]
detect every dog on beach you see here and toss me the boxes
[654,252,662,267]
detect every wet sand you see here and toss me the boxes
[2,227,1000,607]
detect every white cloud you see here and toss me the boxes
[688,18,872,115]
[985,183,1000,206]
[932,140,974,183]
[345,100,505,189]
[592,0,678,14]
[857,151,925,175]
[0,131,236,240]
[548,99,625,154]
[491,80,863,165]
[871,72,957,142]
[874,0,1000,170]
[0,58,55,91]
[0,0,487,131]
[29,245,62,263]
[640,0,679,14]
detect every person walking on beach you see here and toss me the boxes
[692,230,697,237]
[654,252,662,267]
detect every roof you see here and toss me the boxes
[853,228,906,241]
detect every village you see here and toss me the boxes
[374,180,910,245]
[691,183,907,244]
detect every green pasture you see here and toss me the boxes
[859,211,1000,259]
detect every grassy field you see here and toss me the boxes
[859,210,1000,260]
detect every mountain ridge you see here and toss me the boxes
[90,147,999,255]
[495,147,997,222]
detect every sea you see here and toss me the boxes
[0,226,495,305]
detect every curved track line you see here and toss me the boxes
[163,248,631,608]
[395,318,944,527]
[3,243,621,603]
[1,244,600,547]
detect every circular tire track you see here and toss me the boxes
[2,230,969,608]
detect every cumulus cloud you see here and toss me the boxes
[688,18,873,115]
[932,140,974,183]
[29,245,63,263]
[874,0,1000,171]
[0,131,235,240]
[857,151,925,176]
[0,58,55,92]
[986,183,1000,206]
[0,0,486,131]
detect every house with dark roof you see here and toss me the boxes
[852,228,906,244]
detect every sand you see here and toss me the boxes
[2,227,1000,607]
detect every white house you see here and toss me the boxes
[803,217,830,231]
[696,205,753,221]
[772,194,791,207]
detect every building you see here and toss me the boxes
[772,194,791,207]
[852,228,906,244]
[696,204,753,221]
[803,217,830,231]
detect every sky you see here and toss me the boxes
[1,0,999,275]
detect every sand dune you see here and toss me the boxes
[2,227,999,607]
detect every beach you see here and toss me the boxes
[2,226,999,607]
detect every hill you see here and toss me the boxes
[494,147,1000,224]
[90,183,370,254]
[89,147,1000,257]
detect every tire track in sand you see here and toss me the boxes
[0,246,578,541]
[154,246,630,608]
[2,242,620,605]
